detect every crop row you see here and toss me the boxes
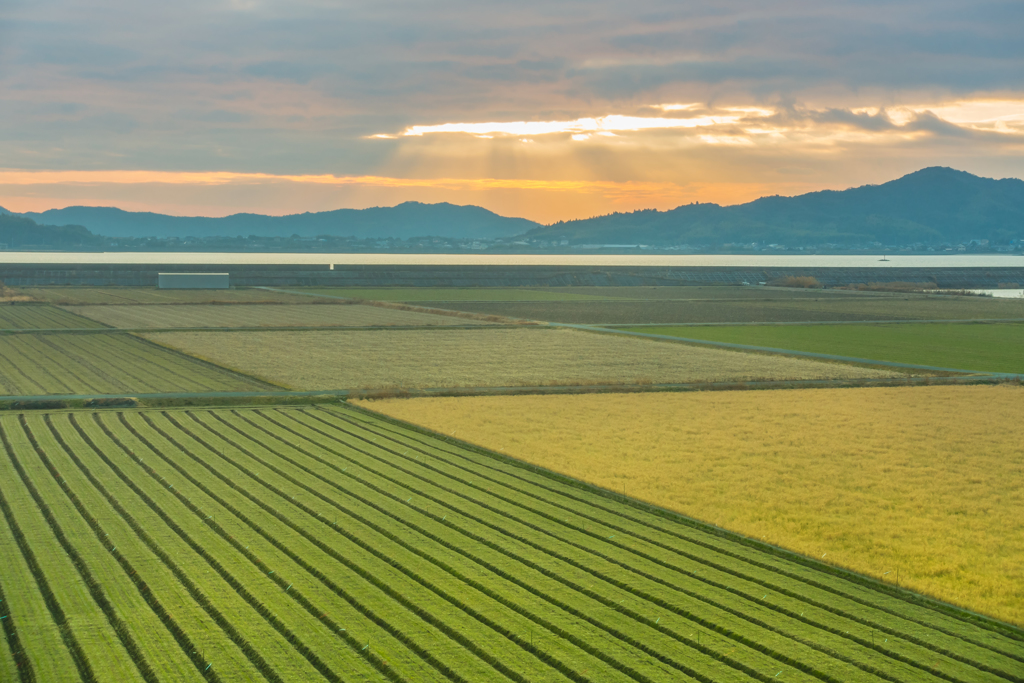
[0,305,104,330]
[0,333,270,396]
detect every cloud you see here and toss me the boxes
[1,0,1024,219]
[372,100,1024,144]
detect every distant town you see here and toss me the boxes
[58,233,1022,255]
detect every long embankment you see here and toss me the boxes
[3,262,1024,288]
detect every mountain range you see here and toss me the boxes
[14,201,536,241]
[526,167,1024,246]
[1,167,1023,248]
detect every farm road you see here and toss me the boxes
[1,373,1019,405]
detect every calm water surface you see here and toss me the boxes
[1,252,1022,267]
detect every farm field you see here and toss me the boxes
[0,333,274,396]
[515,286,899,300]
[0,304,106,329]
[1,404,1021,683]
[298,287,632,301]
[64,303,490,329]
[145,327,900,390]
[358,385,1024,626]
[422,295,1024,324]
[297,286,902,302]
[624,323,1024,374]
[24,287,323,305]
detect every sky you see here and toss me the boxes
[1,0,1023,224]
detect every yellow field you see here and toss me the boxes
[146,327,898,390]
[357,384,1024,625]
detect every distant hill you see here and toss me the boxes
[21,201,539,240]
[0,214,102,248]
[526,167,1024,246]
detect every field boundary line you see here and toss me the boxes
[301,409,1021,682]
[335,402,1024,643]
[3,374,1022,406]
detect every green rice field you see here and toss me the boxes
[623,323,1024,374]
[0,403,1020,682]
[425,296,1024,324]
[0,334,275,396]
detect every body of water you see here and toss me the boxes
[968,289,1024,298]
[0,252,1022,267]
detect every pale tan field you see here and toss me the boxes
[146,327,899,390]
[64,303,488,328]
[357,385,1024,625]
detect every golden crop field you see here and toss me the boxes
[357,384,1024,626]
[64,303,489,328]
[146,327,899,390]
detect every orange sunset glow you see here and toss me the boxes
[2,2,1023,223]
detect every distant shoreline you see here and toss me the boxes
[0,251,1021,268]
